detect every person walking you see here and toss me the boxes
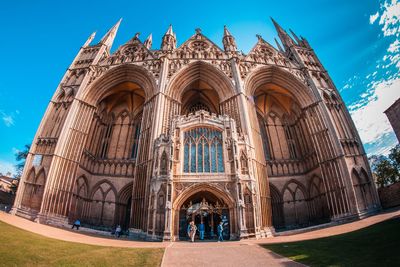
[189,221,197,242]
[71,219,81,230]
[217,221,224,242]
[198,222,205,240]
[115,225,122,238]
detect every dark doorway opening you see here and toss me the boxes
[178,191,230,241]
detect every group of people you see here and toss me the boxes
[71,219,123,238]
[187,221,224,242]
[72,218,225,242]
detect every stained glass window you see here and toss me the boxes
[183,127,224,173]
[184,143,189,172]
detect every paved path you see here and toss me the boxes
[1,208,399,266]
[161,241,303,267]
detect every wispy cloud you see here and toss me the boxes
[370,11,380,24]
[348,0,400,155]
[0,110,20,127]
[0,160,16,175]
[349,78,400,144]
[0,110,15,127]
[375,0,400,37]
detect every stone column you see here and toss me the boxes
[229,57,273,237]
[38,99,95,224]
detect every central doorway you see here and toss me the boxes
[178,191,230,240]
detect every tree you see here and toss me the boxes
[369,145,400,188]
[388,144,400,173]
[14,144,30,179]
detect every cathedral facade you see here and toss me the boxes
[13,19,381,240]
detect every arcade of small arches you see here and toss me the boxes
[15,58,379,240]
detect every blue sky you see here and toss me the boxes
[0,0,399,174]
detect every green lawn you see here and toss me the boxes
[262,217,400,267]
[0,221,164,267]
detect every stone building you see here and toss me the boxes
[384,98,400,143]
[13,19,380,240]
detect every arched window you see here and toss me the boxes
[284,125,297,159]
[183,127,224,173]
[131,123,141,159]
[100,122,113,159]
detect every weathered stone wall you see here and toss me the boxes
[378,182,400,209]
[385,99,400,142]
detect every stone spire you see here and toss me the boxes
[271,17,295,50]
[100,18,122,50]
[83,32,96,47]
[222,25,237,52]
[144,33,153,49]
[161,24,176,50]
[166,24,174,35]
[274,38,284,52]
[289,29,301,44]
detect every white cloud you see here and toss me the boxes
[350,77,400,144]
[0,160,16,176]
[388,39,400,53]
[378,0,400,37]
[370,11,380,24]
[354,0,400,155]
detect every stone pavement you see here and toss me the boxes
[1,208,399,266]
[161,241,304,267]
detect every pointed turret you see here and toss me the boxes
[271,17,295,50]
[274,38,284,52]
[144,33,153,49]
[83,32,96,47]
[222,25,237,52]
[289,29,301,44]
[161,24,176,50]
[100,18,122,50]
[166,24,174,35]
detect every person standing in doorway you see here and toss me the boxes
[198,222,205,240]
[217,221,224,242]
[187,221,192,240]
[189,221,197,242]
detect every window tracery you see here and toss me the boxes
[183,127,224,173]
[187,102,211,114]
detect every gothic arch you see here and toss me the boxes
[352,168,374,212]
[244,65,315,108]
[308,175,330,223]
[90,179,118,199]
[26,167,35,182]
[35,168,47,185]
[165,61,235,102]
[21,168,46,212]
[173,182,236,239]
[79,64,157,105]
[243,187,255,233]
[269,183,284,229]
[359,168,374,209]
[116,182,133,229]
[75,175,89,197]
[89,180,118,227]
[21,168,35,208]
[281,180,309,228]
[173,183,235,210]
[71,175,89,221]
